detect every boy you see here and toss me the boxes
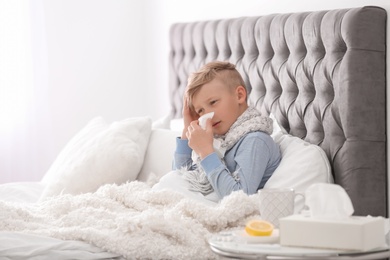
[173,61,281,200]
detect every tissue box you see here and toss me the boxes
[279,215,385,251]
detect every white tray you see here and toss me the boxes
[209,230,389,258]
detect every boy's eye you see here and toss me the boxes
[210,100,217,105]
[197,108,204,114]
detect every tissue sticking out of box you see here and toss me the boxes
[305,183,354,219]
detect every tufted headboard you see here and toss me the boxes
[168,6,387,217]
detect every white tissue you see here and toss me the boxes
[305,183,354,219]
[198,112,214,130]
[191,112,226,160]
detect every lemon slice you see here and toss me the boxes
[245,219,274,236]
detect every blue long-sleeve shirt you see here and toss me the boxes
[172,131,281,199]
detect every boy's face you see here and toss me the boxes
[192,78,247,135]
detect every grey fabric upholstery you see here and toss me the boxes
[168,6,387,217]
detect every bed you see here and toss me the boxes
[0,5,387,260]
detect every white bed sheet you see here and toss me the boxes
[0,232,124,260]
[0,182,44,203]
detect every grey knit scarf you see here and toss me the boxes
[180,106,273,195]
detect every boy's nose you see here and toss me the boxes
[204,109,214,114]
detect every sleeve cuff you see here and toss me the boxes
[200,152,223,173]
[175,137,192,154]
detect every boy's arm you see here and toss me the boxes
[181,93,199,140]
[172,89,199,170]
[181,92,214,159]
[201,134,274,198]
[172,137,194,170]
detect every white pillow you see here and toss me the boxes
[137,128,181,182]
[265,131,334,212]
[270,113,287,138]
[41,117,107,184]
[170,118,184,131]
[40,116,152,199]
[152,114,172,129]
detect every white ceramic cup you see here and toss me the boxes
[258,188,304,228]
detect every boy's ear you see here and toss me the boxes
[236,85,247,103]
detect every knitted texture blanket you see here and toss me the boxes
[0,181,261,259]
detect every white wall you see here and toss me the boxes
[41,0,168,172]
[1,0,168,183]
[1,0,389,185]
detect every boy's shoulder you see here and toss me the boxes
[244,131,273,139]
[239,131,275,145]
[229,131,279,154]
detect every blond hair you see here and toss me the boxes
[186,61,246,111]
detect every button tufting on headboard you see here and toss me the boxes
[168,6,387,217]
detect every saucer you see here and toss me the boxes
[233,229,279,244]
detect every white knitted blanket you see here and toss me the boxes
[0,181,260,259]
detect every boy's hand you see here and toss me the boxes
[181,94,199,139]
[186,119,214,159]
